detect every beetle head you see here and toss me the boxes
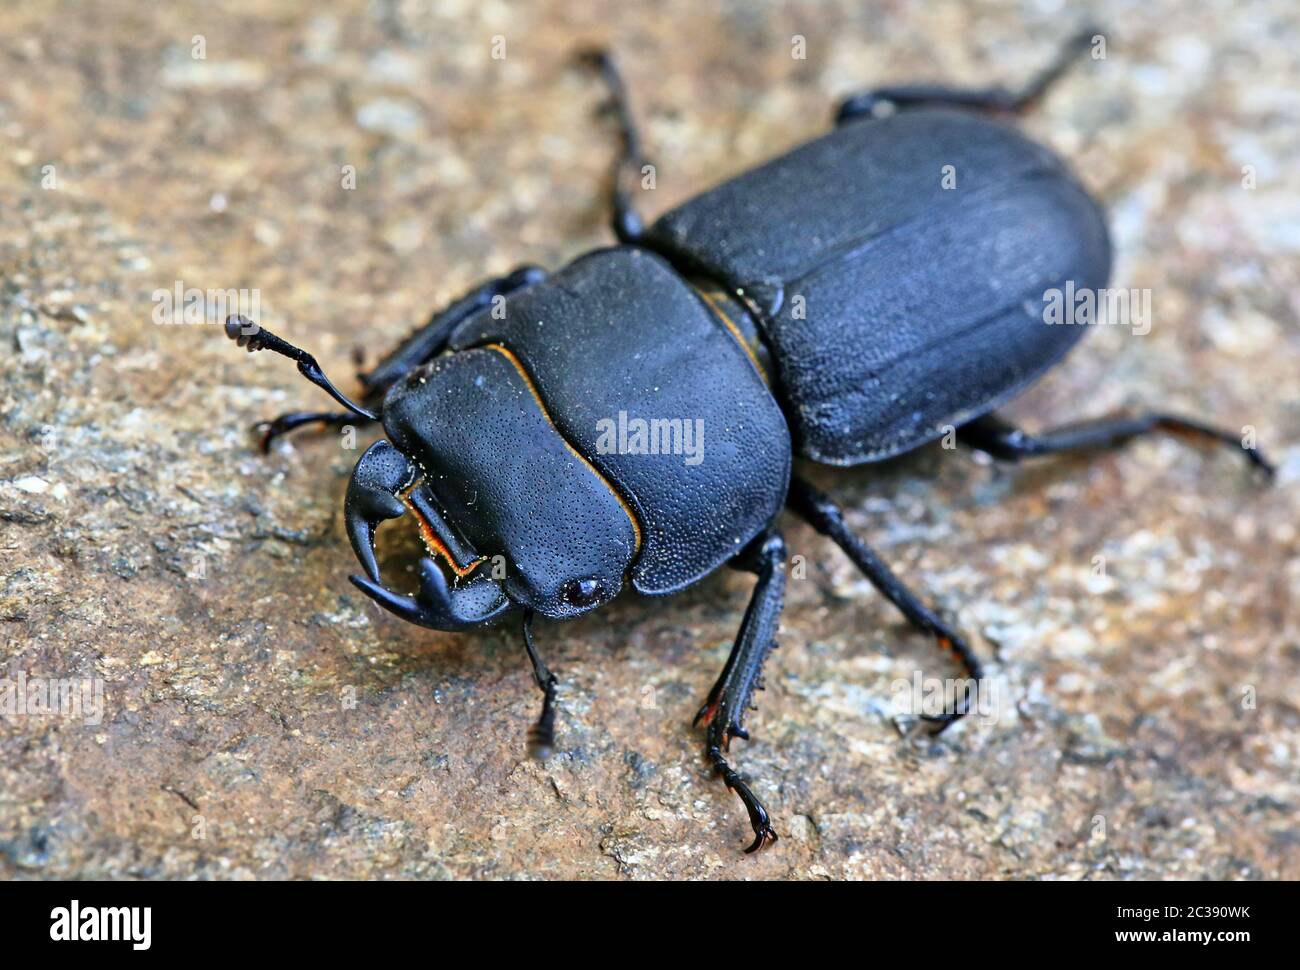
[344,438,515,630]
[223,314,637,631]
[344,349,639,631]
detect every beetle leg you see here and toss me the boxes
[787,477,984,735]
[253,410,359,454]
[521,611,560,760]
[696,527,785,854]
[836,25,1099,124]
[356,266,546,397]
[576,49,650,244]
[958,411,1275,478]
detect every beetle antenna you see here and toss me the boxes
[225,314,379,421]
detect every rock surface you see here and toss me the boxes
[1,0,1297,879]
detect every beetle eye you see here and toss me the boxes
[561,578,603,609]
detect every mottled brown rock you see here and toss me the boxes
[1,0,1297,880]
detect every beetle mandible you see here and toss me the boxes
[225,30,1273,854]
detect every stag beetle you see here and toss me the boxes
[225,30,1273,853]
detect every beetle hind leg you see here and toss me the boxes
[835,25,1099,124]
[958,411,1275,478]
[695,527,786,853]
[787,477,984,734]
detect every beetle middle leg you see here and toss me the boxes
[787,477,983,734]
[957,411,1275,477]
[577,49,651,244]
[694,527,786,853]
[248,265,546,451]
[835,25,1099,124]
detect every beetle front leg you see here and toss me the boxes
[355,266,546,397]
[957,411,1275,477]
[787,477,983,734]
[836,25,1099,124]
[695,527,786,854]
[254,410,366,454]
[521,610,560,760]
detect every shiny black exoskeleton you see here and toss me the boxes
[225,30,1273,854]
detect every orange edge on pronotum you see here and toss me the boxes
[483,342,644,555]
[696,289,769,384]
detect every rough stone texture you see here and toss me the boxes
[1,0,1297,880]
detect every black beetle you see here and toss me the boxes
[225,31,1273,853]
